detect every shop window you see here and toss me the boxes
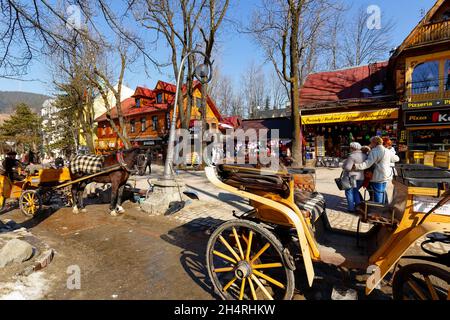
[130,119,136,133]
[152,116,158,131]
[411,61,440,94]
[445,60,450,91]
[141,117,146,132]
[156,93,163,104]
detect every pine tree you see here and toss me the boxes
[0,103,42,154]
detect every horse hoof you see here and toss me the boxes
[73,206,79,214]
[116,206,125,214]
[110,210,119,217]
[81,208,87,213]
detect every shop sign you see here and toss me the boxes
[402,99,450,110]
[144,141,156,146]
[404,108,450,126]
[301,108,398,125]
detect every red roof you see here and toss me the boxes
[299,62,389,107]
[132,86,154,98]
[95,80,222,122]
[95,98,168,122]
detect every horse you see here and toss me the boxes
[69,147,141,216]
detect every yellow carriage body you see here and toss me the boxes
[206,164,450,297]
[0,175,25,206]
[24,167,72,188]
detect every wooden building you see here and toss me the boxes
[299,62,399,162]
[390,0,450,168]
[94,81,222,154]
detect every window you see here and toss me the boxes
[446,60,450,91]
[152,116,158,131]
[156,93,163,104]
[165,112,170,130]
[411,61,440,94]
[141,117,146,132]
[136,98,141,108]
[130,119,136,133]
[101,125,106,136]
[195,97,202,109]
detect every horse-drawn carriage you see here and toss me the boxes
[204,163,450,300]
[0,148,142,217]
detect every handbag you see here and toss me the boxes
[335,171,352,191]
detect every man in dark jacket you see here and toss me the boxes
[3,151,25,181]
[145,149,152,175]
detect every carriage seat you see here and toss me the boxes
[294,190,326,223]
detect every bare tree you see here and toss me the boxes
[240,62,266,118]
[343,5,395,67]
[269,71,288,109]
[246,0,342,165]
[0,1,158,79]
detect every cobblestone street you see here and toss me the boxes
[0,165,448,300]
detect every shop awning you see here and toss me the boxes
[301,108,398,125]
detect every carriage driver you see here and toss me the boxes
[2,151,26,181]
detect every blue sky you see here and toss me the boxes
[0,0,437,96]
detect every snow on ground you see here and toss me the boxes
[0,272,50,300]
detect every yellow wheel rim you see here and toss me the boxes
[211,226,287,300]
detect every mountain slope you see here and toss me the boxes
[0,91,50,114]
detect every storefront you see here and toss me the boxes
[402,100,450,168]
[302,108,399,160]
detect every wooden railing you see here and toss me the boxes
[409,20,450,47]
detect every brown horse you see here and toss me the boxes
[69,147,141,216]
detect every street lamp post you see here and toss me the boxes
[163,50,212,180]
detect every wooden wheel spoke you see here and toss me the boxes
[223,277,237,292]
[250,242,270,264]
[245,231,253,261]
[213,267,234,273]
[232,227,245,260]
[424,275,439,300]
[406,278,427,300]
[253,270,285,289]
[213,250,237,264]
[239,278,246,300]
[248,277,257,300]
[253,263,283,269]
[251,274,273,300]
[24,193,31,202]
[219,235,241,262]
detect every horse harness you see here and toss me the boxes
[116,150,137,174]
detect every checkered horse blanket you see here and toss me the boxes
[69,155,104,175]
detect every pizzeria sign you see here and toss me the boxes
[404,108,450,126]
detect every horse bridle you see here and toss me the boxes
[116,151,133,174]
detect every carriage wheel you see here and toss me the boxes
[206,220,295,300]
[19,190,42,217]
[392,263,450,300]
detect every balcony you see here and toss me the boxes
[407,77,450,102]
[408,20,450,48]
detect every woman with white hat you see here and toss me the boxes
[342,142,367,213]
